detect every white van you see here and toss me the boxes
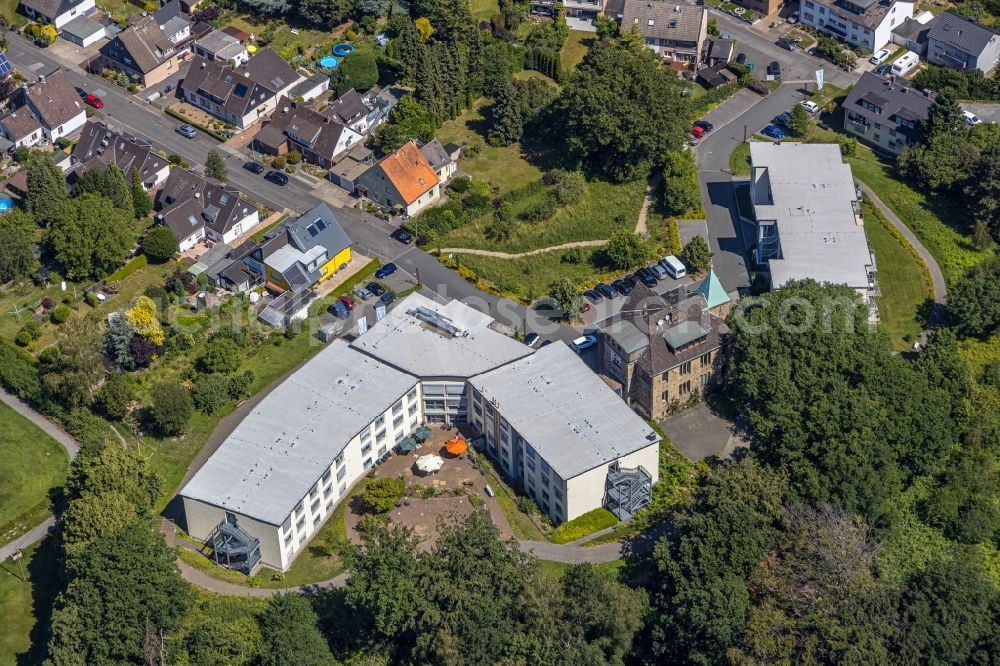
[891,51,920,77]
[660,255,687,279]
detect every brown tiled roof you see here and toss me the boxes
[265,97,355,161]
[109,16,174,73]
[221,25,249,41]
[157,168,258,238]
[71,121,167,187]
[237,48,299,93]
[181,56,273,119]
[378,141,438,205]
[621,0,706,44]
[325,89,368,125]
[0,107,42,141]
[24,70,84,130]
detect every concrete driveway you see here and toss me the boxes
[961,102,1000,124]
[660,403,747,461]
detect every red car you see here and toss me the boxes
[84,93,103,109]
[691,125,705,138]
[337,295,356,311]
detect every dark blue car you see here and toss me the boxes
[375,263,397,279]
[761,124,785,140]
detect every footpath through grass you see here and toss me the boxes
[0,402,68,542]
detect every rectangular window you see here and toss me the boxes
[393,415,404,429]
[281,516,292,533]
[376,429,386,442]
[700,374,709,386]
[299,533,307,545]
[323,482,332,498]
[554,503,562,516]
[375,415,385,428]
[321,468,332,484]
[378,446,387,457]
[296,517,305,532]
[392,400,403,415]
[335,452,345,468]
[661,390,669,401]
[407,387,418,402]
[309,482,319,499]
[409,404,418,416]
[680,361,692,374]
[679,380,691,396]
[313,516,321,528]
[554,487,563,500]
[361,442,372,455]
[699,352,712,368]
[337,466,347,481]
[325,500,334,512]
[542,490,550,501]
[540,460,550,475]
[339,483,347,496]
[310,499,320,514]
[364,457,373,470]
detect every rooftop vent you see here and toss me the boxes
[408,306,468,337]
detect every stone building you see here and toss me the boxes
[598,282,729,420]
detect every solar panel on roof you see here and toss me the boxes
[0,54,12,77]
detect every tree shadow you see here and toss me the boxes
[11,535,61,666]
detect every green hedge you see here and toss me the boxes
[550,507,618,544]
[0,340,41,403]
[106,254,148,282]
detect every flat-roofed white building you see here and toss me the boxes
[469,342,660,524]
[350,292,533,425]
[180,339,420,572]
[750,142,878,310]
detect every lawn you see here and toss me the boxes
[560,31,594,72]
[470,0,500,22]
[550,508,618,544]
[455,247,612,302]
[0,0,27,26]
[437,101,544,193]
[728,141,752,177]
[0,402,68,544]
[479,461,547,541]
[439,178,646,253]
[863,201,929,349]
[0,539,59,666]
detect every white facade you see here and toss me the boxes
[404,184,440,218]
[206,208,259,246]
[183,383,423,571]
[44,110,86,143]
[177,225,206,252]
[22,0,96,30]
[800,0,913,51]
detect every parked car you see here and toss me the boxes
[353,286,373,301]
[800,100,820,113]
[869,48,891,65]
[777,38,796,51]
[338,295,356,311]
[584,289,602,303]
[762,123,786,140]
[523,332,540,348]
[612,279,631,296]
[660,255,687,279]
[582,303,591,313]
[635,267,657,288]
[539,339,553,348]
[571,334,598,352]
[693,119,714,132]
[621,275,638,291]
[391,228,414,244]
[265,170,289,186]
[963,110,983,125]
[243,161,265,174]
[651,263,667,280]
[82,93,103,109]
[691,125,706,138]
[595,282,616,299]
[775,109,792,126]
[874,63,892,76]
[175,124,197,139]
[767,61,781,79]
[367,282,386,296]
[328,301,350,319]
[374,263,397,279]
[380,291,396,306]
[787,11,799,23]
[735,52,747,64]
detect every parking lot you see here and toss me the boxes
[961,102,1000,125]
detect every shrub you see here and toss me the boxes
[193,374,230,414]
[143,285,168,303]
[149,381,193,435]
[0,340,41,402]
[360,477,405,513]
[97,373,135,420]
[142,226,179,262]
[548,169,586,205]
[17,320,42,344]
[51,305,72,323]
[41,297,55,309]
[167,154,183,165]
[286,150,302,165]
[447,176,472,195]
[15,330,34,347]
[199,337,242,374]
[519,195,558,223]
[85,292,100,307]
[61,293,73,305]
[561,247,586,264]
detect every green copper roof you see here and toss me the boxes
[694,267,730,310]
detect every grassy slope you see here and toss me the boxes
[863,202,928,349]
[0,402,68,535]
[0,540,59,666]
[728,141,752,177]
[457,248,607,302]
[560,31,595,72]
[469,0,500,22]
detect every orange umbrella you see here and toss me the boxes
[445,438,468,455]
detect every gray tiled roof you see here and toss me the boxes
[843,72,936,142]
[621,0,705,43]
[928,12,1000,57]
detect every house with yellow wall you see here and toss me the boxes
[248,203,352,295]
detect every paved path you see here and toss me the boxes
[438,240,607,259]
[855,181,947,327]
[0,389,80,562]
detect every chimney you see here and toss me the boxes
[923,88,937,101]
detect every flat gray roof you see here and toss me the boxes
[750,142,873,290]
[62,16,105,39]
[605,319,649,355]
[180,339,417,525]
[350,292,533,378]
[469,342,660,480]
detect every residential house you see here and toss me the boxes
[841,71,936,154]
[706,36,735,66]
[619,1,708,69]
[252,97,363,168]
[330,143,375,194]
[599,283,728,419]
[419,139,456,184]
[180,56,273,128]
[98,15,178,87]
[153,0,191,46]
[192,29,248,65]
[69,121,169,190]
[156,168,259,251]
[563,0,605,30]
[749,142,878,314]
[288,73,330,103]
[248,203,352,297]
[890,14,933,54]
[800,0,914,51]
[179,292,661,572]
[325,89,389,135]
[926,12,1000,73]
[733,0,782,17]
[355,141,441,217]
[0,70,86,147]
[239,47,301,101]
[18,0,95,30]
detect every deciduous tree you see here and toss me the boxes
[205,150,228,180]
[680,235,713,273]
[142,226,178,262]
[604,229,648,270]
[40,318,103,408]
[258,594,334,666]
[149,381,193,435]
[0,209,37,282]
[548,277,584,320]
[47,193,134,280]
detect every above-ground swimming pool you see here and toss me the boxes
[318,55,339,68]
[332,43,356,57]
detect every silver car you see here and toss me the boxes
[175,124,197,139]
